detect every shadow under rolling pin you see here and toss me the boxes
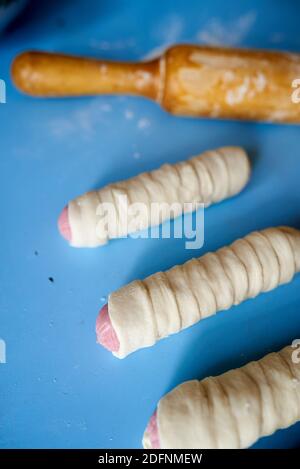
[11,44,300,123]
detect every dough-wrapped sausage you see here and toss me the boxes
[96,226,300,358]
[58,146,250,247]
[143,345,300,449]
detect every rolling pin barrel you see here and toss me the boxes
[11,45,300,123]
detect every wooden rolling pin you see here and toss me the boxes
[11,45,300,123]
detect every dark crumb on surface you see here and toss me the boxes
[48,277,54,283]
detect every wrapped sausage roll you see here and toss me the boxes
[96,226,300,358]
[143,345,300,449]
[58,146,250,247]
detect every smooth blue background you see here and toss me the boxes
[1,0,300,449]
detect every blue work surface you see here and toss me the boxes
[1,0,300,449]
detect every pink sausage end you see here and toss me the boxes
[58,206,72,243]
[96,304,120,352]
[145,411,160,449]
